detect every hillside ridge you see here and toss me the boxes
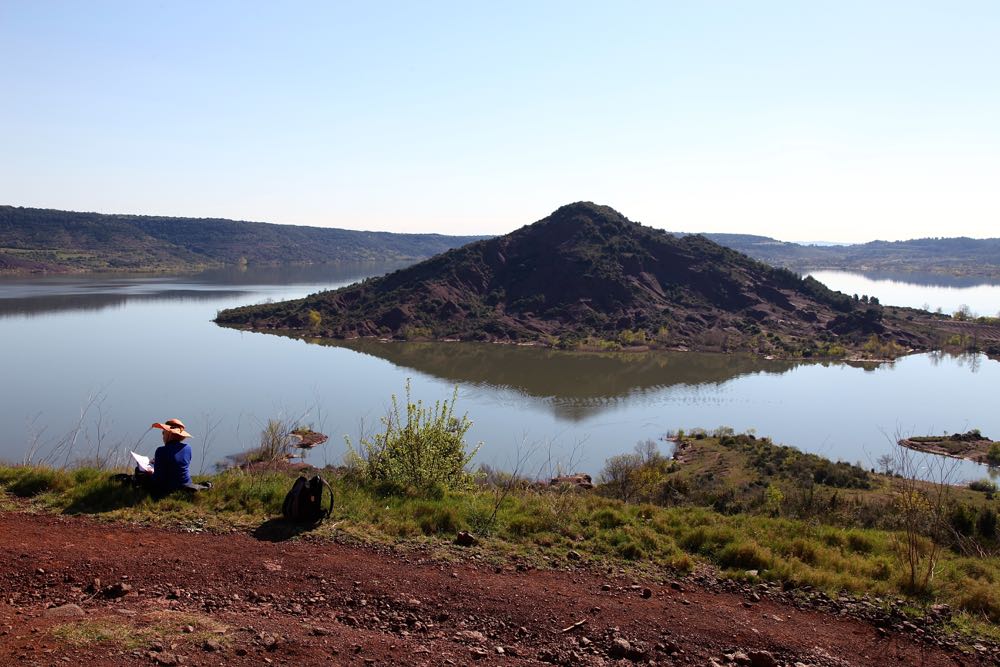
[700,231,1000,278]
[0,205,484,273]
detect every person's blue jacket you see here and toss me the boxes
[151,440,193,492]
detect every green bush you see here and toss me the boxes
[987,442,1000,466]
[845,531,875,554]
[956,579,1000,622]
[678,525,735,556]
[412,502,461,535]
[615,539,646,560]
[346,381,481,494]
[592,508,626,529]
[788,537,818,564]
[718,540,772,570]
[977,508,997,540]
[598,440,672,504]
[969,479,998,495]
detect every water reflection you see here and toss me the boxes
[3,264,999,481]
[309,338,809,420]
[816,270,1000,290]
[0,290,249,318]
[0,262,409,318]
[808,270,1000,317]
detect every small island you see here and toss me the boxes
[899,430,1000,466]
[215,202,951,360]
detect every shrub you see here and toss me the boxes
[678,525,736,556]
[969,479,998,495]
[788,538,818,564]
[949,504,976,536]
[412,503,461,535]
[615,539,646,560]
[598,440,671,504]
[591,507,626,529]
[718,540,772,570]
[346,381,481,494]
[956,579,1000,622]
[244,419,299,463]
[987,442,1000,466]
[977,507,997,539]
[845,531,875,554]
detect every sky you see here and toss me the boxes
[2,1,999,242]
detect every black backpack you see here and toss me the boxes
[282,475,334,522]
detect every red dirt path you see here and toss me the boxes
[0,511,992,666]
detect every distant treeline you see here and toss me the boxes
[0,206,485,274]
[699,232,1000,279]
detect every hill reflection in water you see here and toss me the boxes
[0,262,409,319]
[0,290,250,318]
[304,338,823,421]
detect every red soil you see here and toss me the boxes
[0,511,992,666]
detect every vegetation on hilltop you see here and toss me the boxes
[216,202,944,359]
[0,205,484,274]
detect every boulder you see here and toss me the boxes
[550,474,593,489]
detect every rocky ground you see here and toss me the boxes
[0,511,995,666]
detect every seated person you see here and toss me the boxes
[146,418,210,495]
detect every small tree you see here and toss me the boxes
[764,483,785,517]
[886,440,959,594]
[599,440,671,504]
[987,441,1000,466]
[346,381,480,494]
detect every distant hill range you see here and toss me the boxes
[217,202,951,359]
[0,206,485,274]
[698,233,1000,279]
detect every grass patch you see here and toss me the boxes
[51,619,150,648]
[5,445,1000,642]
[50,610,228,650]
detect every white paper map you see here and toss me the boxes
[130,451,153,473]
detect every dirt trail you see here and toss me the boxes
[0,511,992,666]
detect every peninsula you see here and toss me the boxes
[899,430,1000,466]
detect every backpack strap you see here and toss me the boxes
[316,475,334,519]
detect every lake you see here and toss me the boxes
[808,270,1000,318]
[1,265,998,482]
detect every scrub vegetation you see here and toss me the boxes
[2,383,998,640]
[2,431,999,638]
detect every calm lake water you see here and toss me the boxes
[1,265,998,482]
[809,270,1000,318]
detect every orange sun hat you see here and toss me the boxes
[151,418,192,439]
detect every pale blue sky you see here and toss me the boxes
[2,1,998,241]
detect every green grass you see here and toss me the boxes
[3,456,999,637]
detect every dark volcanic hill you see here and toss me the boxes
[215,202,940,357]
[0,205,484,273]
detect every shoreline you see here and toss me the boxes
[219,323,936,363]
[899,436,998,467]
